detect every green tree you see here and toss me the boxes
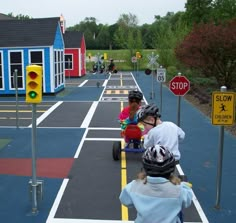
[7,13,32,20]
[152,12,190,67]
[95,25,111,49]
[68,17,100,49]
[113,13,139,49]
[140,24,153,49]
[184,0,214,24]
[212,0,236,22]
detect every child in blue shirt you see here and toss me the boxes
[119,145,192,223]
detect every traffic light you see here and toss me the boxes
[88,53,91,60]
[26,65,42,104]
[145,68,151,75]
[136,52,142,59]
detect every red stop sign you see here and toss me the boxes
[169,75,190,96]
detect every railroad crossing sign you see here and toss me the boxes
[157,68,166,82]
[169,75,190,96]
[212,92,235,125]
[147,53,159,70]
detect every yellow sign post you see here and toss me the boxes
[212,92,235,125]
[103,53,107,60]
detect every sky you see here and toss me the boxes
[1,0,187,27]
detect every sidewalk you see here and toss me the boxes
[135,72,236,223]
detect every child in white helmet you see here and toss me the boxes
[136,103,185,162]
[119,145,192,223]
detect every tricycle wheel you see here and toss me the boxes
[112,141,121,160]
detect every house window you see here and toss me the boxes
[54,49,64,88]
[61,51,65,83]
[0,52,3,89]
[65,54,73,69]
[9,51,24,89]
[30,51,43,66]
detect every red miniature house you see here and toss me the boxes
[64,31,86,77]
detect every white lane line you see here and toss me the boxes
[80,101,99,128]
[98,74,110,101]
[191,193,209,223]
[74,128,88,158]
[103,79,108,87]
[46,179,69,223]
[85,138,122,141]
[176,164,209,223]
[131,72,148,104]
[88,127,120,130]
[78,80,88,87]
[28,101,63,127]
[47,218,132,223]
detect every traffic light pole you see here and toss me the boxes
[13,69,19,128]
[31,104,38,214]
[26,64,43,215]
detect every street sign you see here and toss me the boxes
[147,53,159,69]
[212,92,235,125]
[131,56,137,63]
[169,75,190,96]
[157,68,166,82]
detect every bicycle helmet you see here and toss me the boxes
[128,90,143,102]
[142,145,176,177]
[137,103,161,122]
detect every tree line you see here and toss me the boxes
[67,0,235,88]
[8,0,236,88]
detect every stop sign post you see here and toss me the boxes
[169,75,190,96]
[169,74,190,126]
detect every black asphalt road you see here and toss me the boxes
[0,72,206,223]
[53,73,203,222]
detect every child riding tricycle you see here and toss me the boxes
[112,90,145,160]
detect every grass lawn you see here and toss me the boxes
[0,138,11,150]
[86,49,159,71]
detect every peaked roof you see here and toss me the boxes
[63,31,84,48]
[0,17,60,47]
[0,13,13,20]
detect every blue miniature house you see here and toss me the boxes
[0,17,65,95]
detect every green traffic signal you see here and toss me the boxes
[28,91,37,99]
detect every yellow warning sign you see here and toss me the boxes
[212,92,235,125]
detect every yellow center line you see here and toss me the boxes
[0,117,32,120]
[0,104,51,107]
[120,100,129,221]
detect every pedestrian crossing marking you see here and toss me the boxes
[104,90,129,95]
